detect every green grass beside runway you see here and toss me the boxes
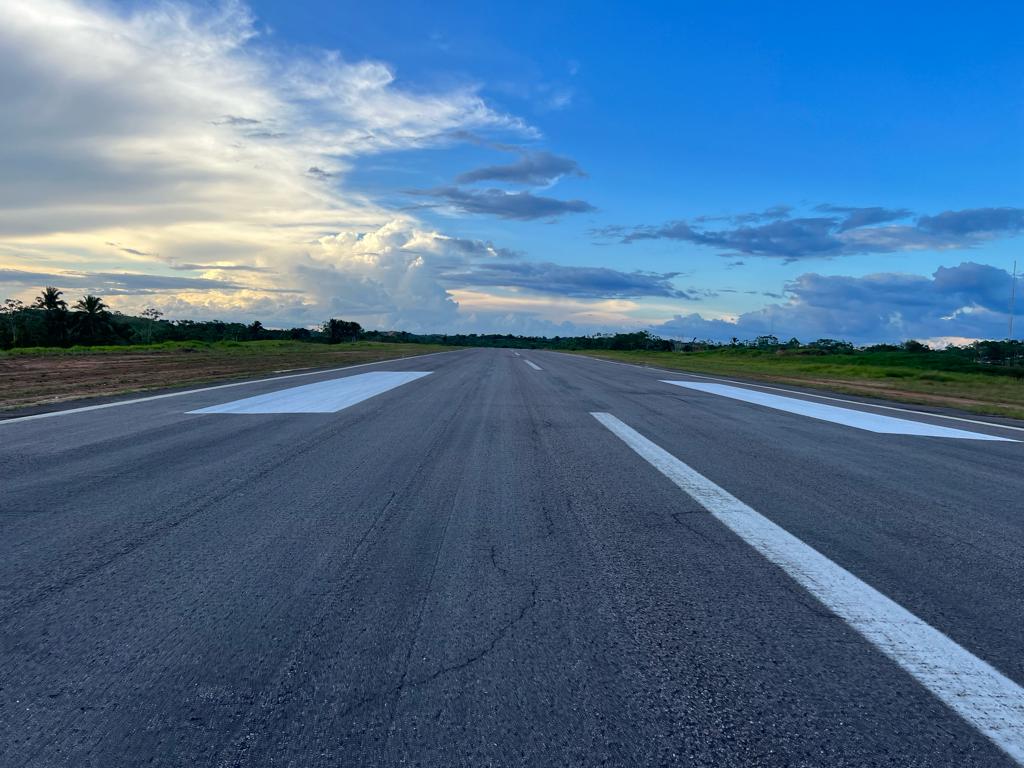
[570,348,1024,420]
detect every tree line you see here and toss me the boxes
[0,287,675,352]
[0,287,365,349]
[3,285,1022,368]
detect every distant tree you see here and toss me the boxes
[321,318,362,343]
[288,326,312,340]
[903,339,930,353]
[754,334,780,349]
[0,298,25,347]
[247,320,265,340]
[72,295,115,344]
[33,286,69,346]
[34,286,67,312]
[140,307,163,343]
[807,338,854,353]
[863,343,900,352]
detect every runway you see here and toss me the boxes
[3,347,1022,766]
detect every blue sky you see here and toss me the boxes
[1,0,1022,342]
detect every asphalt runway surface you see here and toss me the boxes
[3,348,1023,766]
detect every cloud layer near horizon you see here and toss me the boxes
[652,262,1019,345]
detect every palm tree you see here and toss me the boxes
[33,286,67,311]
[72,294,112,344]
[33,286,69,345]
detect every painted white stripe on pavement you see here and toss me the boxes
[664,380,1014,441]
[189,371,431,414]
[524,360,542,371]
[0,350,458,425]
[592,411,1024,764]
[572,352,1024,435]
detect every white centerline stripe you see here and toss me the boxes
[189,371,431,414]
[592,411,1024,764]
[664,380,1014,441]
[524,360,542,371]
[0,350,459,425]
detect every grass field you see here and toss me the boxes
[0,340,450,411]
[572,348,1024,420]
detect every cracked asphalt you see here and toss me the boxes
[2,348,1022,766]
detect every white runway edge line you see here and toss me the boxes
[189,372,431,414]
[665,381,1015,441]
[0,350,460,425]
[592,412,1024,764]
[524,360,543,371]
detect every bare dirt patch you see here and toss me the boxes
[0,343,447,411]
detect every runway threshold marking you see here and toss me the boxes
[592,411,1024,764]
[0,350,459,425]
[524,360,543,371]
[188,371,431,414]
[574,352,1024,435]
[664,381,1015,441]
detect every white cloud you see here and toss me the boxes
[0,0,541,327]
[652,262,1020,344]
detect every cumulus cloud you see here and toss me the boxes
[652,262,1019,344]
[455,151,585,186]
[414,186,595,220]
[273,220,687,329]
[608,205,1024,261]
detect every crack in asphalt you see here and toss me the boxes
[489,544,509,578]
[336,580,540,722]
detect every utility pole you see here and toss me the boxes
[1010,260,1018,340]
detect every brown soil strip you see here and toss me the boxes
[0,346,443,411]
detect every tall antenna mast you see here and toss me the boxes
[1011,260,1018,340]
